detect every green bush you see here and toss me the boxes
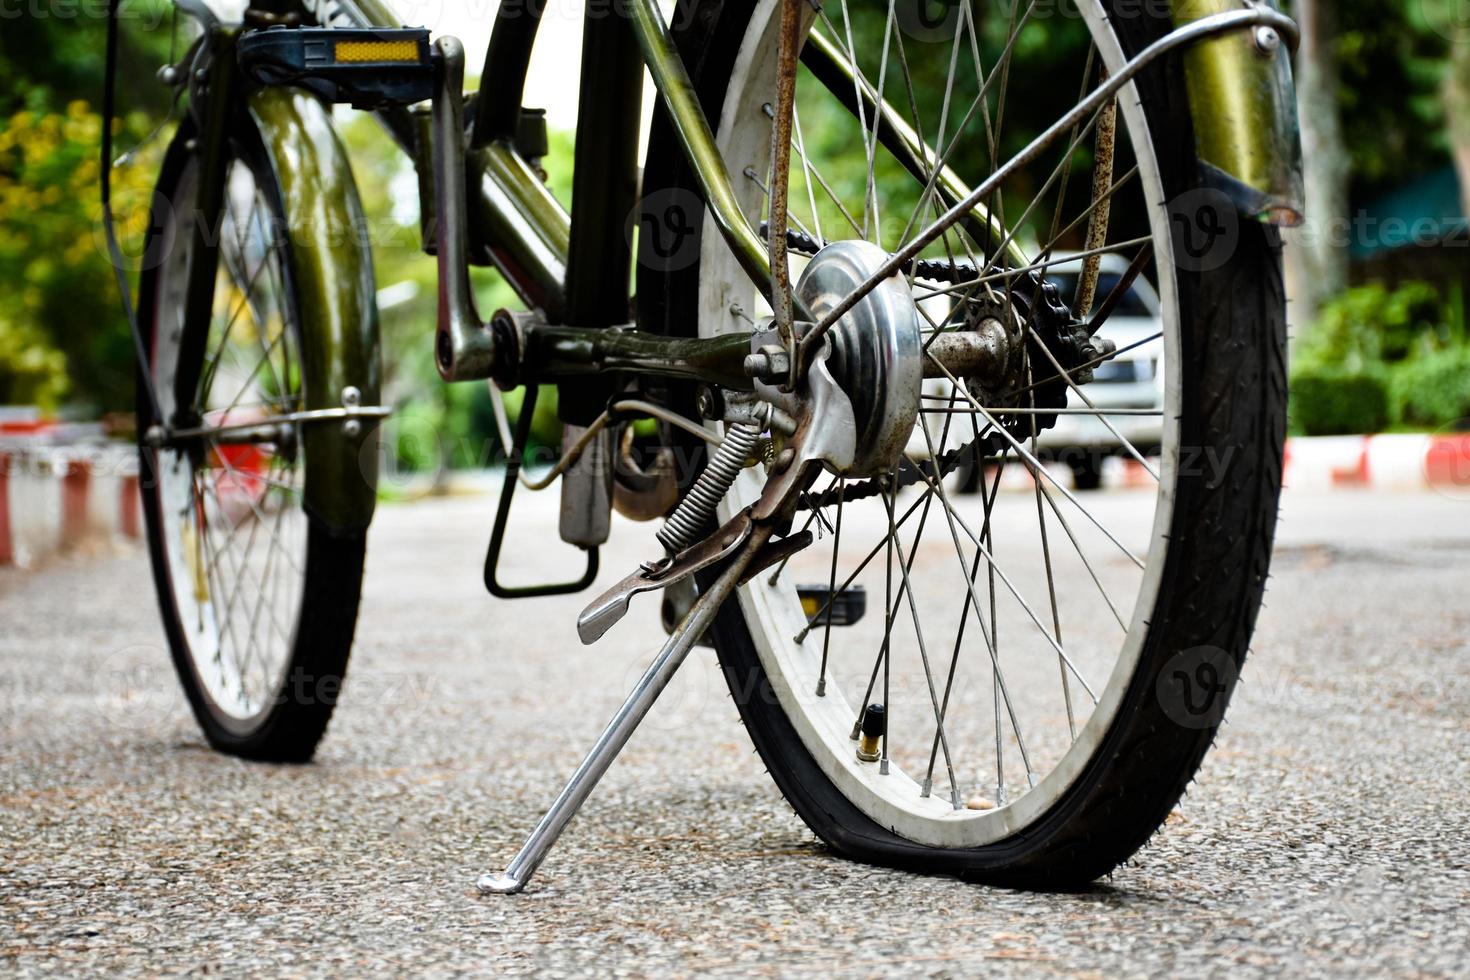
[1390,348,1470,428]
[1299,281,1449,370]
[1289,366,1391,435]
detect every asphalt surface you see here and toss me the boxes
[3,483,1468,976]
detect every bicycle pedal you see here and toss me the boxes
[238,26,435,109]
[798,584,866,627]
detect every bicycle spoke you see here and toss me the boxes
[910,236,1150,303]
[1022,292,1161,481]
[815,478,846,697]
[912,428,1099,705]
[1027,386,1074,740]
[923,444,1009,795]
[209,454,308,578]
[929,354,1146,569]
[879,470,895,772]
[792,471,952,643]
[241,458,295,691]
[884,488,961,807]
[201,477,297,653]
[1005,329,1163,405]
[791,102,825,245]
[915,419,1038,791]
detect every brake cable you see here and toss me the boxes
[102,0,165,424]
[487,384,720,492]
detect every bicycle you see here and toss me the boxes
[109,0,1304,893]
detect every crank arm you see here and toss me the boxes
[577,509,754,644]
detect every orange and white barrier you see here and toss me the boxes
[0,425,142,569]
[1284,433,1470,495]
[974,433,1470,495]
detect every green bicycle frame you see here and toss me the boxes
[422,0,1305,318]
[173,0,1303,528]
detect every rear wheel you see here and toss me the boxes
[136,118,366,762]
[640,0,1286,884]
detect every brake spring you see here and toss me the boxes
[656,423,761,556]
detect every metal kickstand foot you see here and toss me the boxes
[476,524,775,895]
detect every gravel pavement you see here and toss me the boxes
[2,484,1468,976]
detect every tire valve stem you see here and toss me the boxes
[855,703,885,763]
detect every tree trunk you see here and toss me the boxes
[1446,34,1470,224]
[1286,0,1350,337]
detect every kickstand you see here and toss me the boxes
[476,523,775,895]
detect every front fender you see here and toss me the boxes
[1171,0,1305,224]
[248,88,382,533]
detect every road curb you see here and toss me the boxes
[2,431,1464,570]
[1284,433,1470,493]
[959,433,1470,494]
[0,440,142,570]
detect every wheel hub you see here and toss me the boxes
[795,240,923,478]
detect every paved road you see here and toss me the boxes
[3,484,1468,976]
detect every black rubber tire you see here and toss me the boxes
[639,1,1287,885]
[136,114,366,764]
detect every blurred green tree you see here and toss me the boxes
[0,1,175,412]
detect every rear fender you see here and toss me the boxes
[1170,0,1305,224]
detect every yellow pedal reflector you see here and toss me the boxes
[797,583,867,626]
[334,39,421,63]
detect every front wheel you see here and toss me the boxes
[640,0,1287,884]
[136,117,366,762]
